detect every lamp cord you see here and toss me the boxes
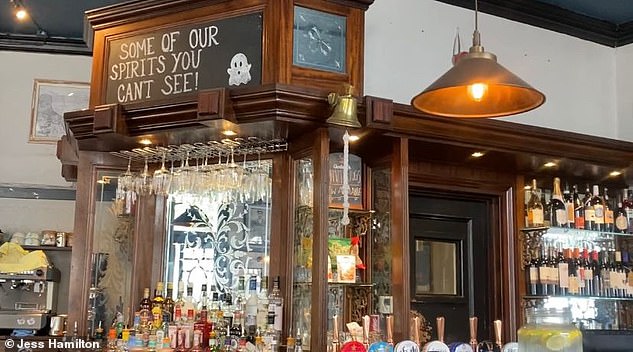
[473,0,481,47]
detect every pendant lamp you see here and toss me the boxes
[411,1,545,118]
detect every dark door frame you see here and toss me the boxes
[407,160,518,341]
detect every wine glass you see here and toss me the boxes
[152,152,171,196]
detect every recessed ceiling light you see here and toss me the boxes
[222,130,237,136]
[349,135,360,142]
[610,171,622,177]
[543,162,556,168]
[15,9,27,20]
[139,138,152,145]
[471,151,485,158]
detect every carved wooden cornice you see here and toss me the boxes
[64,84,334,152]
[364,98,633,169]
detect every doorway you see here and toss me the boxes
[409,190,493,344]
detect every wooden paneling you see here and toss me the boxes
[68,152,128,335]
[408,159,518,341]
[391,137,410,342]
[310,128,330,351]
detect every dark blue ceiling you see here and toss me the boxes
[2,0,633,54]
[539,0,633,25]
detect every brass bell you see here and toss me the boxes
[327,84,361,128]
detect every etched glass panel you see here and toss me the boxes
[163,160,272,296]
[293,6,346,73]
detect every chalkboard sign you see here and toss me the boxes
[329,153,363,209]
[104,12,262,105]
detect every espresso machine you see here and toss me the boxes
[0,266,61,333]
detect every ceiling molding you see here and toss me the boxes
[436,0,628,47]
[0,33,91,55]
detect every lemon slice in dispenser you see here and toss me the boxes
[545,334,568,351]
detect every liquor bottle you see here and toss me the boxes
[193,299,210,348]
[526,179,544,227]
[233,277,246,329]
[572,185,585,229]
[563,183,575,228]
[526,251,539,295]
[615,195,628,233]
[197,284,209,316]
[256,276,269,333]
[538,245,550,296]
[183,284,196,318]
[164,282,175,324]
[622,252,632,298]
[263,312,279,352]
[590,185,605,231]
[245,277,259,340]
[556,244,569,296]
[174,281,186,323]
[623,189,633,234]
[550,177,567,228]
[152,281,165,329]
[140,288,152,312]
[591,249,601,296]
[582,184,593,230]
[268,276,284,335]
[614,251,625,297]
[548,244,559,295]
[542,188,552,228]
[582,248,593,296]
[604,187,614,232]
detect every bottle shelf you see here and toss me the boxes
[21,245,72,252]
[523,294,633,301]
[294,281,374,288]
[521,226,633,241]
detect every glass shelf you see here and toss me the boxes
[522,226,633,238]
[524,295,633,301]
[294,281,374,288]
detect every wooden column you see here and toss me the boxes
[311,128,330,351]
[391,137,410,341]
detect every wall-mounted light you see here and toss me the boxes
[471,151,485,158]
[543,162,557,168]
[222,130,237,136]
[609,171,622,177]
[348,135,360,142]
[139,138,152,145]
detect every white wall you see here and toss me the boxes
[365,0,619,140]
[0,51,92,187]
[615,43,633,140]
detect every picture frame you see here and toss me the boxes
[29,79,90,143]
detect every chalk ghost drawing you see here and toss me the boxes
[227,53,252,86]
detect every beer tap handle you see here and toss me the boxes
[437,316,446,343]
[494,320,503,349]
[470,316,478,350]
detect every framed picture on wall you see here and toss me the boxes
[29,79,90,143]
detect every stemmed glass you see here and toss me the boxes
[116,157,137,216]
[152,152,171,196]
[135,157,153,196]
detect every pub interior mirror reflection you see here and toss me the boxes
[414,239,458,296]
[162,159,273,300]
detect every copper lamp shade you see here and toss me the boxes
[412,0,545,119]
[411,49,545,118]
